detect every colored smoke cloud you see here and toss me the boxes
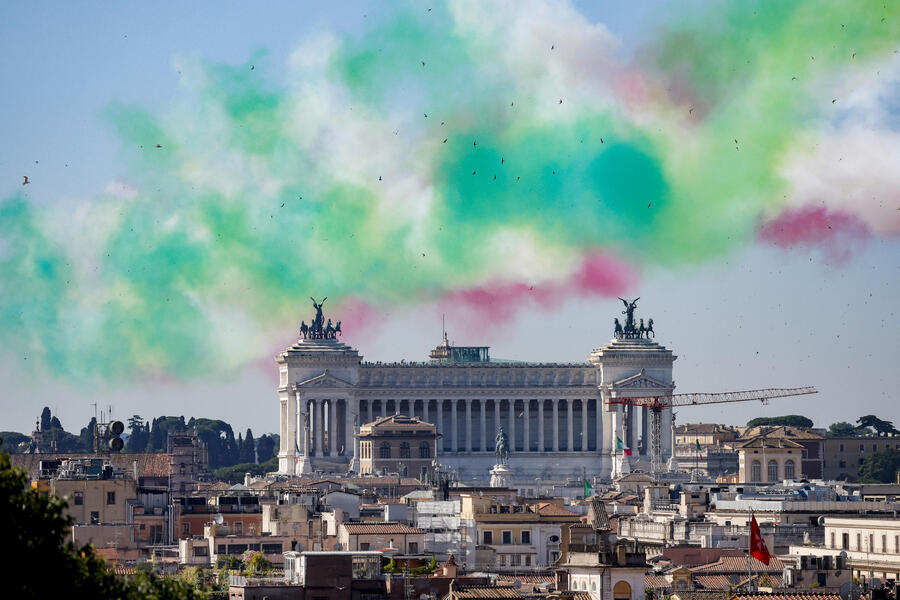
[1,0,899,382]
[757,206,871,264]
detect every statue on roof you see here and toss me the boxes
[495,426,510,464]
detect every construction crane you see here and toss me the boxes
[606,386,818,476]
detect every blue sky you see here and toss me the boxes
[0,1,897,436]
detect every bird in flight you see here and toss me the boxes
[22,175,30,185]
[155,144,162,148]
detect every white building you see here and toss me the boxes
[276,301,675,482]
[415,499,462,559]
[822,517,900,581]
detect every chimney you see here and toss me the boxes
[133,460,138,481]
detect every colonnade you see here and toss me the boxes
[353,398,647,455]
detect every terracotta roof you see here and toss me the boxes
[453,586,524,599]
[670,591,729,600]
[645,574,671,588]
[733,594,840,600]
[737,437,804,450]
[569,593,593,600]
[11,452,171,478]
[692,555,784,573]
[342,522,424,535]
[693,575,737,589]
[656,548,745,568]
[496,575,553,585]
[534,502,580,517]
[360,414,436,432]
[740,426,824,441]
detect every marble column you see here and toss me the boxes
[381,400,387,418]
[435,400,443,452]
[314,399,324,457]
[626,405,635,450]
[296,393,307,456]
[596,399,604,454]
[581,399,589,453]
[494,400,501,441]
[345,399,355,457]
[465,400,472,453]
[641,407,649,456]
[451,400,458,454]
[567,399,574,452]
[508,400,516,452]
[552,399,560,452]
[329,399,338,457]
[480,401,487,452]
[285,393,296,459]
[538,400,545,452]
[423,400,429,424]
[523,399,530,452]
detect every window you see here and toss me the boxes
[399,442,411,458]
[90,511,100,524]
[408,542,418,554]
[767,460,778,482]
[182,522,190,536]
[857,533,862,550]
[842,533,849,550]
[883,535,888,553]
[869,534,874,551]
[217,544,226,555]
[831,532,836,548]
[784,459,795,480]
[751,460,761,482]
[419,442,431,458]
[73,491,84,506]
[106,491,116,505]
[521,530,531,544]
[502,531,512,545]
[839,460,846,468]
[591,582,597,592]
[510,555,521,566]
[483,531,493,544]
[525,555,531,566]
[839,444,844,452]
[234,522,243,535]
[360,543,370,550]
[895,535,899,554]
[193,546,209,557]
[262,543,282,554]
[380,442,391,459]
[860,444,865,451]
[873,444,877,452]
[498,555,506,566]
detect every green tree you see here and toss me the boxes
[826,422,857,437]
[0,443,194,598]
[858,448,900,483]
[241,429,256,464]
[214,457,278,483]
[79,417,97,452]
[256,434,275,463]
[40,406,52,431]
[244,551,272,575]
[126,417,149,453]
[147,416,187,451]
[746,415,814,428]
[0,431,31,453]
[857,415,899,437]
[50,415,63,430]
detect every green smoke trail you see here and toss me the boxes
[1,0,897,381]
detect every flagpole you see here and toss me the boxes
[748,509,753,593]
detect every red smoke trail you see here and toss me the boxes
[757,205,871,264]
[438,251,639,332]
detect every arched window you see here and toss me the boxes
[419,442,431,458]
[767,460,778,482]
[399,442,411,458]
[591,582,597,592]
[380,442,391,459]
[784,459,795,480]
[613,581,632,600]
[751,460,761,482]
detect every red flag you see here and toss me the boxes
[750,514,771,565]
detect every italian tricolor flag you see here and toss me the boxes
[616,436,632,456]
[695,439,703,460]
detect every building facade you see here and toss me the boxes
[737,437,804,482]
[822,436,900,481]
[277,301,675,481]
[357,414,438,478]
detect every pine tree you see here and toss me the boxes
[40,407,51,432]
[242,429,256,463]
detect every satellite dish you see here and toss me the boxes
[109,437,124,452]
[817,515,826,526]
[839,582,861,600]
[214,513,224,525]
[110,421,125,435]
